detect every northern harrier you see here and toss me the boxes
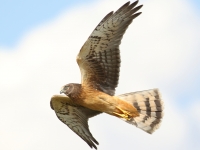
[50,1,164,149]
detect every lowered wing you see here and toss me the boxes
[50,95,101,149]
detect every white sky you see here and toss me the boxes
[0,0,200,149]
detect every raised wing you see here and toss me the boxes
[50,95,101,149]
[77,1,143,96]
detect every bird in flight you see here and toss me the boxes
[50,0,164,149]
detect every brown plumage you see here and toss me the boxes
[50,1,164,149]
[60,83,139,118]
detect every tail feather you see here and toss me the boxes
[117,89,164,134]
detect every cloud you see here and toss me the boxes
[189,100,200,131]
[0,0,200,149]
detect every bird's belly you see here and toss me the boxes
[78,94,116,113]
[77,92,138,117]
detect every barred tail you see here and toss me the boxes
[117,89,164,134]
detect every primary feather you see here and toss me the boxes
[77,0,143,96]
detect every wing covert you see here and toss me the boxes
[77,1,143,96]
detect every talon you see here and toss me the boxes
[113,107,132,120]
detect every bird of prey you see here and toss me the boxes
[50,1,164,149]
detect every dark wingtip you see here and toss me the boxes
[125,1,131,6]
[131,12,142,20]
[139,4,143,9]
[132,0,139,5]
[88,142,97,150]
[116,1,130,13]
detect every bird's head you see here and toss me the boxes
[60,84,73,96]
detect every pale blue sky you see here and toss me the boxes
[1,0,199,48]
[0,0,200,149]
[0,0,95,47]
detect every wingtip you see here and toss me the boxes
[132,0,139,6]
[120,1,131,10]
[138,4,143,9]
[131,12,142,20]
[87,141,98,150]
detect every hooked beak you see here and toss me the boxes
[60,90,64,94]
[60,87,66,94]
